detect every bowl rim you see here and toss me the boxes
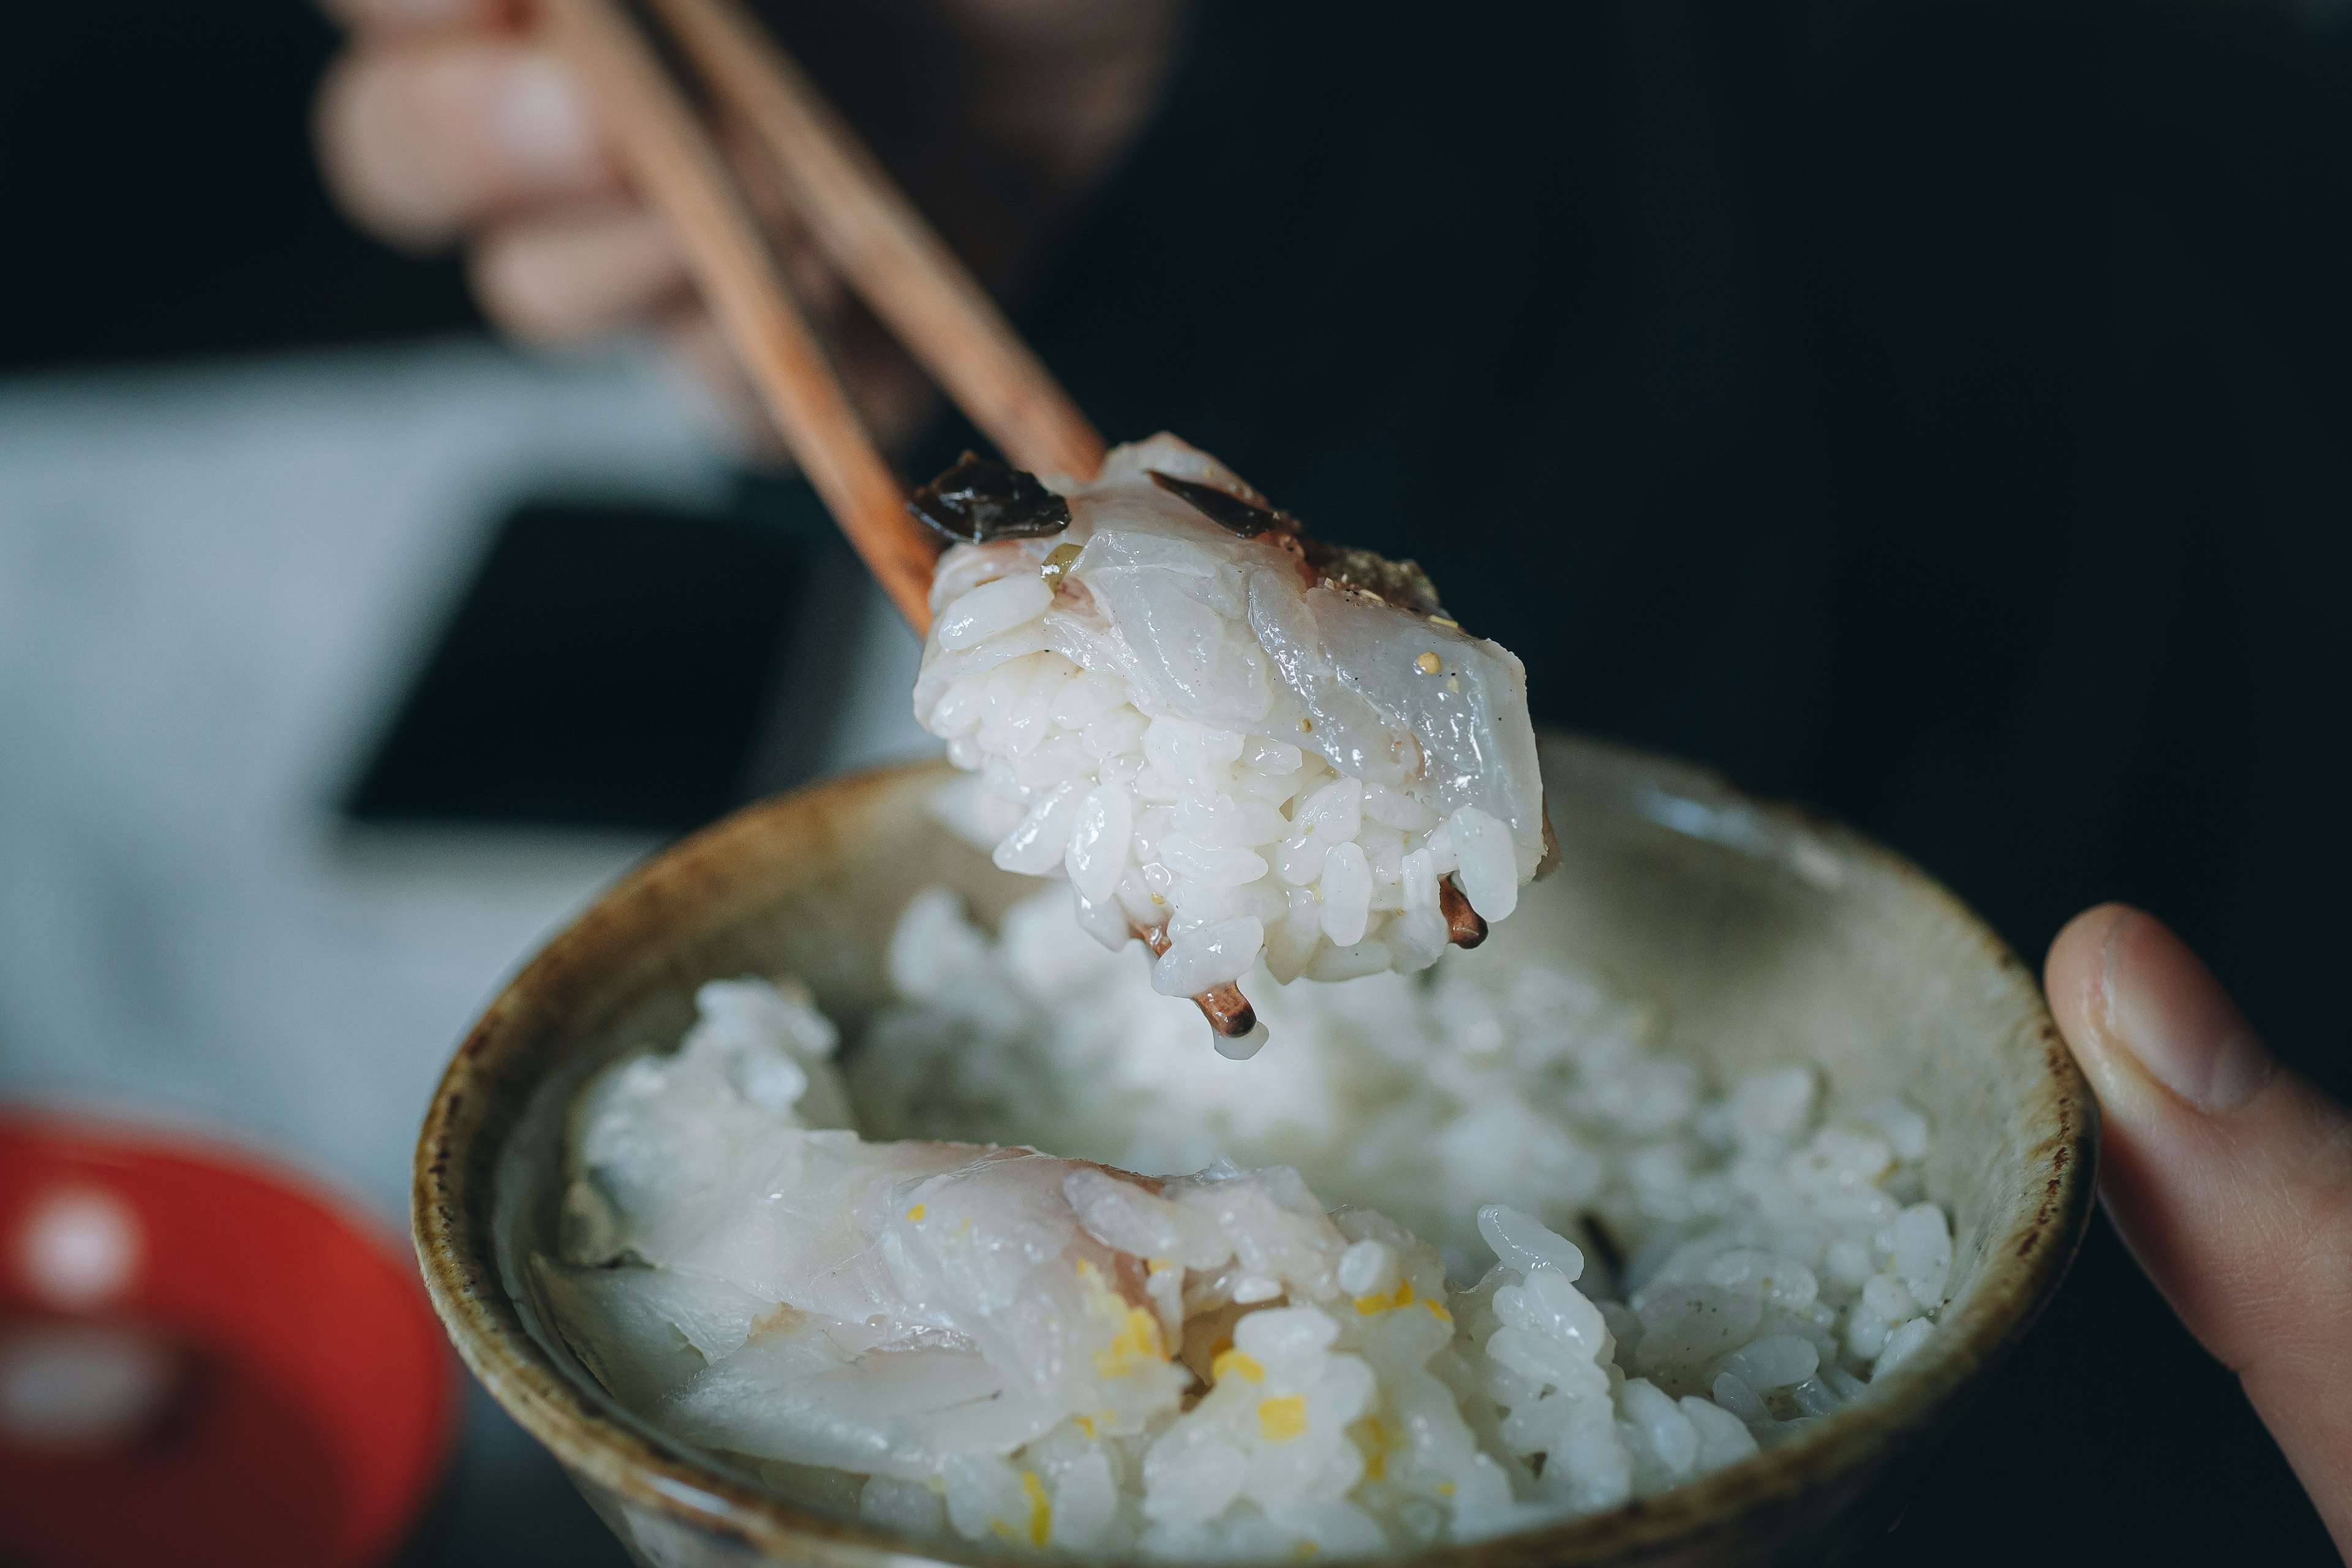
[413,736,2098,1566]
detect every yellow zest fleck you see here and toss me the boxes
[1073,1413,1096,1439]
[958,1216,973,1234]
[1431,616,1461,630]
[1425,1298,1453,1324]
[1291,1543,1320,1561]
[1147,1257,1175,1273]
[1211,1348,1265,1384]
[1355,1280,1418,1316]
[1437,1482,1457,1497]
[1021,1469,1052,1548]
[1082,1254,1167,1378]
[926,1475,949,1495]
[1093,1306,1164,1377]
[1349,1417,1389,1480]
[1415,651,1442,675]
[1258,1395,1308,1443]
[906,1203,927,1223]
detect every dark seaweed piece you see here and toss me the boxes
[1298,537,1447,618]
[1146,470,1298,538]
[908,451,1071,543]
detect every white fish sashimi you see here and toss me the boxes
[910,435,1549,1022]
[655,1323,1055,1480]
[533,1256,774,1408]
[559,1036,1194,1457]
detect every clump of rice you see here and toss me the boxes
[540,890,1954,1559]
[913,435,1549,1046]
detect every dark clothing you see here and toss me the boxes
[957,4,2347,1562]
[1016,0,2351,1054]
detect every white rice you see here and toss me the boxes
[912,435,1550,1045]
[541,888,1953,1560]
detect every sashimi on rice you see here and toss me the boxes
[910,435,1551,1055]
[534,442,1954,1562]
[540,914,1954,1561]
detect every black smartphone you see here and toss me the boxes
[342,492,840,834]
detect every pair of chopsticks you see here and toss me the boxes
[539,0,1107,635]
[540,0,1494,1009]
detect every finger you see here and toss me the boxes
[2046,905,2352,1553]
[657,281,932,464]
[318,0,509,36]
[469,202,689,344]
[315,39,611,250]
[659,306,788,465]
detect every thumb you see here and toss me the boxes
[2046,904,2352,1556]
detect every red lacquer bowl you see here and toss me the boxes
[0,1110,457,1568]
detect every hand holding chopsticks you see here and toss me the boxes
[535,0,1107,636]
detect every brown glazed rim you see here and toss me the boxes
[414,742,2098,1567]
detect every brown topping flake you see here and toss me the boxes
[1300,538,1447,618]
[1146,470,1299,538]
[1438,876,1488,949]
[1147,470,1450,619]
[909,451,1071,543]
[1196,984,1257,1038]
[1136,921,1257,1036]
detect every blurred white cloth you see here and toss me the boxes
[0,337,930,1219]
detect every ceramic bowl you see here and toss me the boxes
[414,733,2095,1568]
[3,1109,456,1566]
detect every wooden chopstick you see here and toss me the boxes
[538,0,940,633]
[640,0,1106,484]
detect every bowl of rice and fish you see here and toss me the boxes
[413,440,2095,1567]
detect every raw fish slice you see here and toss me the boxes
[533,1256,776,1407]
[657,1325,1055,1480]
[650,1134,973,1322]
[911,434,1550,1039]
[873,1150,1193,1430]
[566,978,856,1268]
[566,1036,1194,1443]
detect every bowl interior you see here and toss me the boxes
[424,733,2092,1566]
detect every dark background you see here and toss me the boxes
[4,1,2346,1565]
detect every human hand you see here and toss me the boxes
[2045,905,2352,1558]
[312,0,1178,447]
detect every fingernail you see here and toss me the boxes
[2101,911,2275,1112]
[491,57,595,178]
